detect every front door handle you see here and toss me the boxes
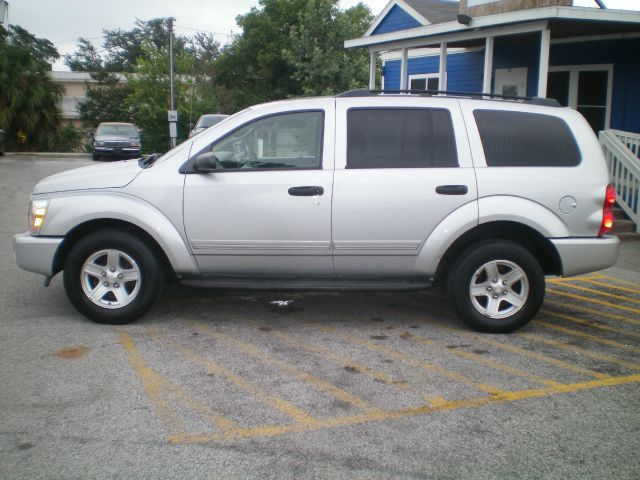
[288,186,324,196]
[435,185,468,195]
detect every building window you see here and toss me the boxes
[409,74,440,91]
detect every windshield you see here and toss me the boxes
[196,115,227,128]
[96,124,138,137]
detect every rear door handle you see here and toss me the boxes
[435,185,468,195]
[288,186,324,196]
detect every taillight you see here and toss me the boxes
[598,184,616,237]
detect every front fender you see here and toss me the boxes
[40,192,198,274]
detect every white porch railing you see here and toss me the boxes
[599,129,640,233]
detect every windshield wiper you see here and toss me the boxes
[139,153,161,169]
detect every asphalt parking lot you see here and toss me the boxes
[1,156,639,479]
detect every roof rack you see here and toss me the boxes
[336,89,561,107]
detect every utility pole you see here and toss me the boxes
[167,17,177,149]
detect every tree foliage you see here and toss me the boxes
[0,25,62,151]
[67,1,373,153]
[215,0,373,109]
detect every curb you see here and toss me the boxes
[2,152,91,158]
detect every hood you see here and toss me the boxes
[33,159,143,194]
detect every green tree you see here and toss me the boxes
[0,25,62,151]
[215,0,373,110]
[125,41,222,153]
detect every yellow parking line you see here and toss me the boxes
[544,299,640,326]
[541,309,640,340]
[257,324,413,391]
[537,321,640,354]
[190,320,378,412]
[548,275,607,283]
[405,332,561,387]
[565,278,640,296]
[375,294,611,380]
[548,283,640,306]
[167,373,640,444]
[314,324,506,397]
[599,274,640,289]
[546,288,640,315]
[519,332,640,371]
[148,327,318,425]
[117,329,187,435]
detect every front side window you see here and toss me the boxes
[473,110,581,167]
[208,111,323,170]
[347,108,458,169]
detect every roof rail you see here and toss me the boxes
[336,89,561,107]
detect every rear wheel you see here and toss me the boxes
[447,241,545,333]
[63,229,163,324]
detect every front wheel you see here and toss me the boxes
[447,241,545,333]
[63,229,164,324]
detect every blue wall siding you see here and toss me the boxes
[382,38,640,132]
[372,5,422,35]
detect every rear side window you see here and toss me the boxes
[347,108,458,168]
[473,110,581,167]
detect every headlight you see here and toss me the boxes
[130,142,140,147]
[29,199,49,234]
[94,141,105,147]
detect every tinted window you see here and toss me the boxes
[347,109,458,169]
[209,111,323,170]
[473,110,581,167]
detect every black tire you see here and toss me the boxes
[63,229,164,324]
[92,153,100,161]
[447,241,545,333]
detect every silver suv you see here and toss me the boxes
[13,91,620,332]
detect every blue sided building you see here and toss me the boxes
[346,0,640,133]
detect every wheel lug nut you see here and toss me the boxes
[101,271,106,277]
[502,281,507,286]
[117,274,123,279]
[103,281,109,287]
[493,294,499,299]
[492,278,498,283]
[114,283,120,288]
[109,267,116,272]
[503,290,509,295]
[487,286,493,291]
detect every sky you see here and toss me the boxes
[7,0,640,71]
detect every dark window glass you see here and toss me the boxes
[547,71,570,106]
[578,70,608,106]
[427,77,439,90]
[577,106,606,133]
[347,108,458,169]
[410,78,426,90]
[473,110,581,167]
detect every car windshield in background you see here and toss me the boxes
[96,125,138,136]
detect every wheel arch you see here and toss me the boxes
[435,221,563,283]
[52,219,175,279]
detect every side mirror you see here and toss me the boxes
[193,152,218,173]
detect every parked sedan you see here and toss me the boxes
[93,122,141,160]
[188,114,228,138]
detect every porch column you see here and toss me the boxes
[537,28,550,97]
[400,48,408,90]
[482,36,494,94]
[369,51,376,90]
[439,43,448,90]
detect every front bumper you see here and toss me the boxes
[13,232,63,277]
[551,235,620,277]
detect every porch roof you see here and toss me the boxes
[346,6,640,52]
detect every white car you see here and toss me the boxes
[14,90,619,332]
